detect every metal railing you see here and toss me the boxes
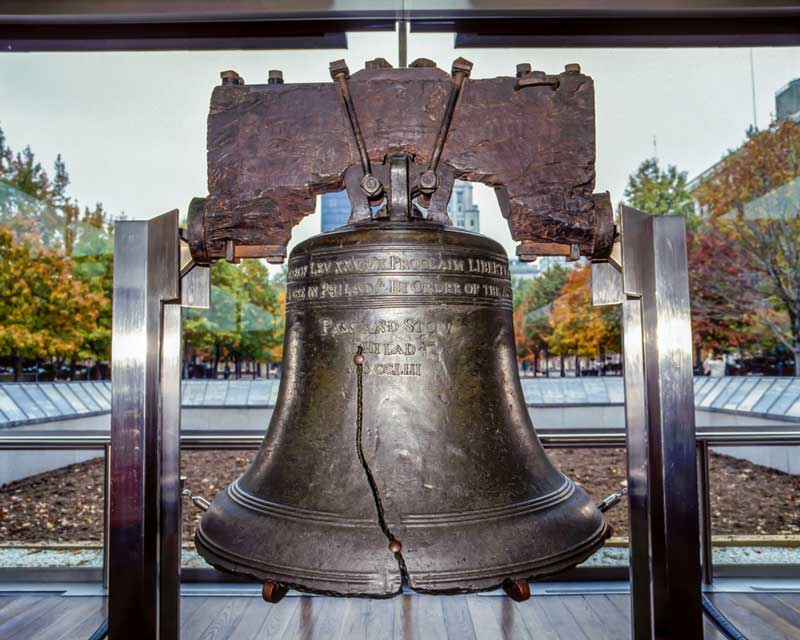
[2,424,799,588]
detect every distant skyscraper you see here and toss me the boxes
[448,181,480,232]
[320,191,352,232]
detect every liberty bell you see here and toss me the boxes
[194,151,610,598]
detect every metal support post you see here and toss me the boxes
[698,441,714,585]
[109,210,210,640]
[102,442,111,590]
[592,205,703,640]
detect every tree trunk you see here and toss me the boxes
[13,353,21,382]
[575,355,581,377]
[599,347,606,377]
[544,348,550,378]
[559,354,565,378]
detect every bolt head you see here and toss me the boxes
[516,63,531,77]
[353,352,365,366]
[419,170,438,193]
[220,70,240,85]
[268,69,284,84]
[410,58,437,68]
[329,59,350,80]
[365,57,393,70]
[360,174,383,199]
[451,57,474,78]
[565,63,581,73]
[388,539,402,554]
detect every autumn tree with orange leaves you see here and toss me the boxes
[0,226,103,380]
[547,263,621,361]
[694,120,800,374]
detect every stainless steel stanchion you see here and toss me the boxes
[592,205,703,639]
[109,210,209,640]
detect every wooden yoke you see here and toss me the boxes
[187,58,614,264]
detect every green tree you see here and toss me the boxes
[0,124,115,377]
[624,157,700,229]
[0,226,103,380]
[514,264,569,370]
[183,261,286,378]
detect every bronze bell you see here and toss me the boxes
[195,165,609,596]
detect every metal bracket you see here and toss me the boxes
[591,205,702,640]
[110,210,209,640]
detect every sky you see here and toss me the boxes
[1,31,799,263]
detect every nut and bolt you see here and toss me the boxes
[564,63,581,73]
[360,174,383,199]
[365,57,393,70]
[451,57,474,78]
[329,59,350,80]
[220,70,241,86]
[419,170,438,194]
[268,70,284,85]
[516,63,532,78]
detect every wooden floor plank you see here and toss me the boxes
[6,589,800,639]
[514,598,560,640]
[196,597,251,640]
[0,595,88,639]
[0,594,63,637]
[466,596,506,640]
[749,593,800,632]
[181,597,226,639]
[580,593,631,640]
[707,593,787,640]
[56,598,108,640]
[33,596,105,640]
[413,595,448,640]
[393,594,414,640]
[362,598,394,640]
[219,598,272,638]
[775,593,800,616]
[440,596,477,640]
[535,596,592,640]
[333,597,369,640]
[490,597,532,639]
[256,595,299,639]
[301,597,349,640]
[561,594,620,640]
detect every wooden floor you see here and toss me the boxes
[1,590,800,639]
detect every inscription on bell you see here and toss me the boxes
[288,252,510,281]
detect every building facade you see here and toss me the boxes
[320,190,352,232]
[447,181,480,232]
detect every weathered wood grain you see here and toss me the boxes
[189,62,611,263]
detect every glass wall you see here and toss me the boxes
[1,32,799,576]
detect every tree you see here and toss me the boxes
[513,265,569,369]
[0,226,103,380]
[686,224,761,365]
[547,263,621,362]
[694,120,800,373]
[182,261,286,378]
[624,157,701,229]
[0,125,115,378]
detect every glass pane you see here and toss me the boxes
[225,381,250,406]
[0,388,26,422]
[182,380,208,406]
[710,378,743,409]
[39,384,77,416]
[202,381,228,406]
[247,380,273,406]
[752,378,791,414]
[54,384,90,413]
[19,384,61,418]
[80,382,110,411]
[3,384,46,420]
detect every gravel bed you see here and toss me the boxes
[1,449,798,545]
